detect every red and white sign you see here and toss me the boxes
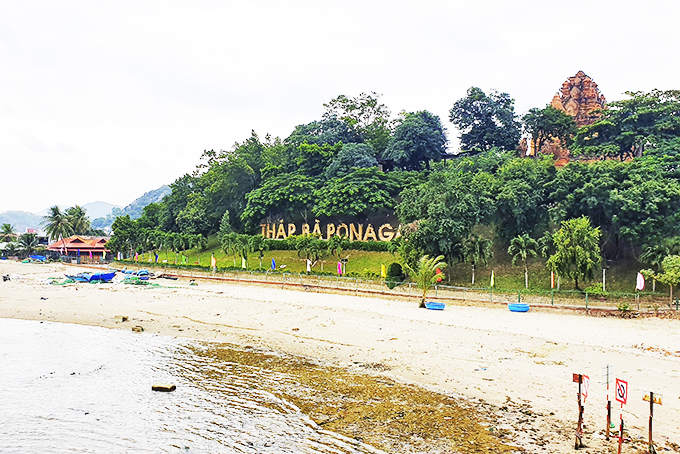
[582,375,590,399]
[615,378,628,405]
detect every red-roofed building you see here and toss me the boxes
[47,235,111,263]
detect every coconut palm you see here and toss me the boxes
[640,238,680,292]
[18,233,39,257]
[404,255,447,308]
[1,223,16,242]
[508,234,538,289]
[42,206,73,252]
[65,205,90,234]
[193,234,208,265]
[462,234,493,285]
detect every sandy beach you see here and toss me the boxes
[1,260,679,453]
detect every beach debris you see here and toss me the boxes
[114,315,128,322]
[152,383,176,392]
[2,274,9,282]
[131,326,144,333]
[40,297,48,300]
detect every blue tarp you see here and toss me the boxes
[29,255,47,262]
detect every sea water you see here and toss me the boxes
[0,318,382,453]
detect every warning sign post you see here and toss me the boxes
[615,378,628,454]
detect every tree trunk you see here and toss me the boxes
[471,265,475,285]
[653,279,656,293]
[574,276,579,290]
[525,267,528,289]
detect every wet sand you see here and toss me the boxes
[1,261,679,453]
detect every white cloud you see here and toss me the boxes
[1,0,679,212]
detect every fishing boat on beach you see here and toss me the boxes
[65,272,116,283]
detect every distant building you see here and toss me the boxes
[47,235,111,263]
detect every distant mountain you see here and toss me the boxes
[121,185,171,220]
[82,201,122,220]
[0,211,44,233]
[1,186,170,234]
[90,185,171,231]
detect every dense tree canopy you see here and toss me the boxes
[522,105,578,153]
[106,87,680,284]
[572,90,680,160]
[385,110,447,170]
[449,87,521,152]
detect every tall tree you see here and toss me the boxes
[323,92,393,153]
[449,87,521,152]
[325,143,377,179]
[462,234,493,285]
[508,234,538,289]
[18,233,38,257]
[572,89,680,160]
[522,105,577,154]
[42,206,73,244]
[385,110,447,170]
[65,205,91,235]
[313,167,398,218]
[0,223,16,242]
[547,216,602,290]
[656,255,680,304]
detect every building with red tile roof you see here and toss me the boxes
[47,235,110,262]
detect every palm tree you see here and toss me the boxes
[1,223,16,242]
[18,233,39,257]
[462,234,493,285]
[65,205,90,234]
[42,206,73,253]
[640,238,680,292]
[404,255,447,308]
[194,234,208,265]
[508,234,538,289]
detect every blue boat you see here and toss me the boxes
[425,301,446,310]
[508,303,530,312]
[65,273,91,282]
[88,272,116,283]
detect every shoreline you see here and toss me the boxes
[2,261,679,452]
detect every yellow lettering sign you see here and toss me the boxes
[378,223,395,241]
[336,223,349,238]
[261,222,397,242]
[326,223,336,240]
[276,223,287,239]
[363,224,377,241]
[349,223,363,241]
[312,220,322,236]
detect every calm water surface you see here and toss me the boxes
[0,318,382,453]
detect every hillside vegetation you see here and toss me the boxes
[103,89,680,298]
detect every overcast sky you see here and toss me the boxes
[1,1,678,214]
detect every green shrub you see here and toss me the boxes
[386,261,405,289]
[617,301,631,315]
[584,283,608,297]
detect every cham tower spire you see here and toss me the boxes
[521,71,607,163]
[550,70,606,127]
